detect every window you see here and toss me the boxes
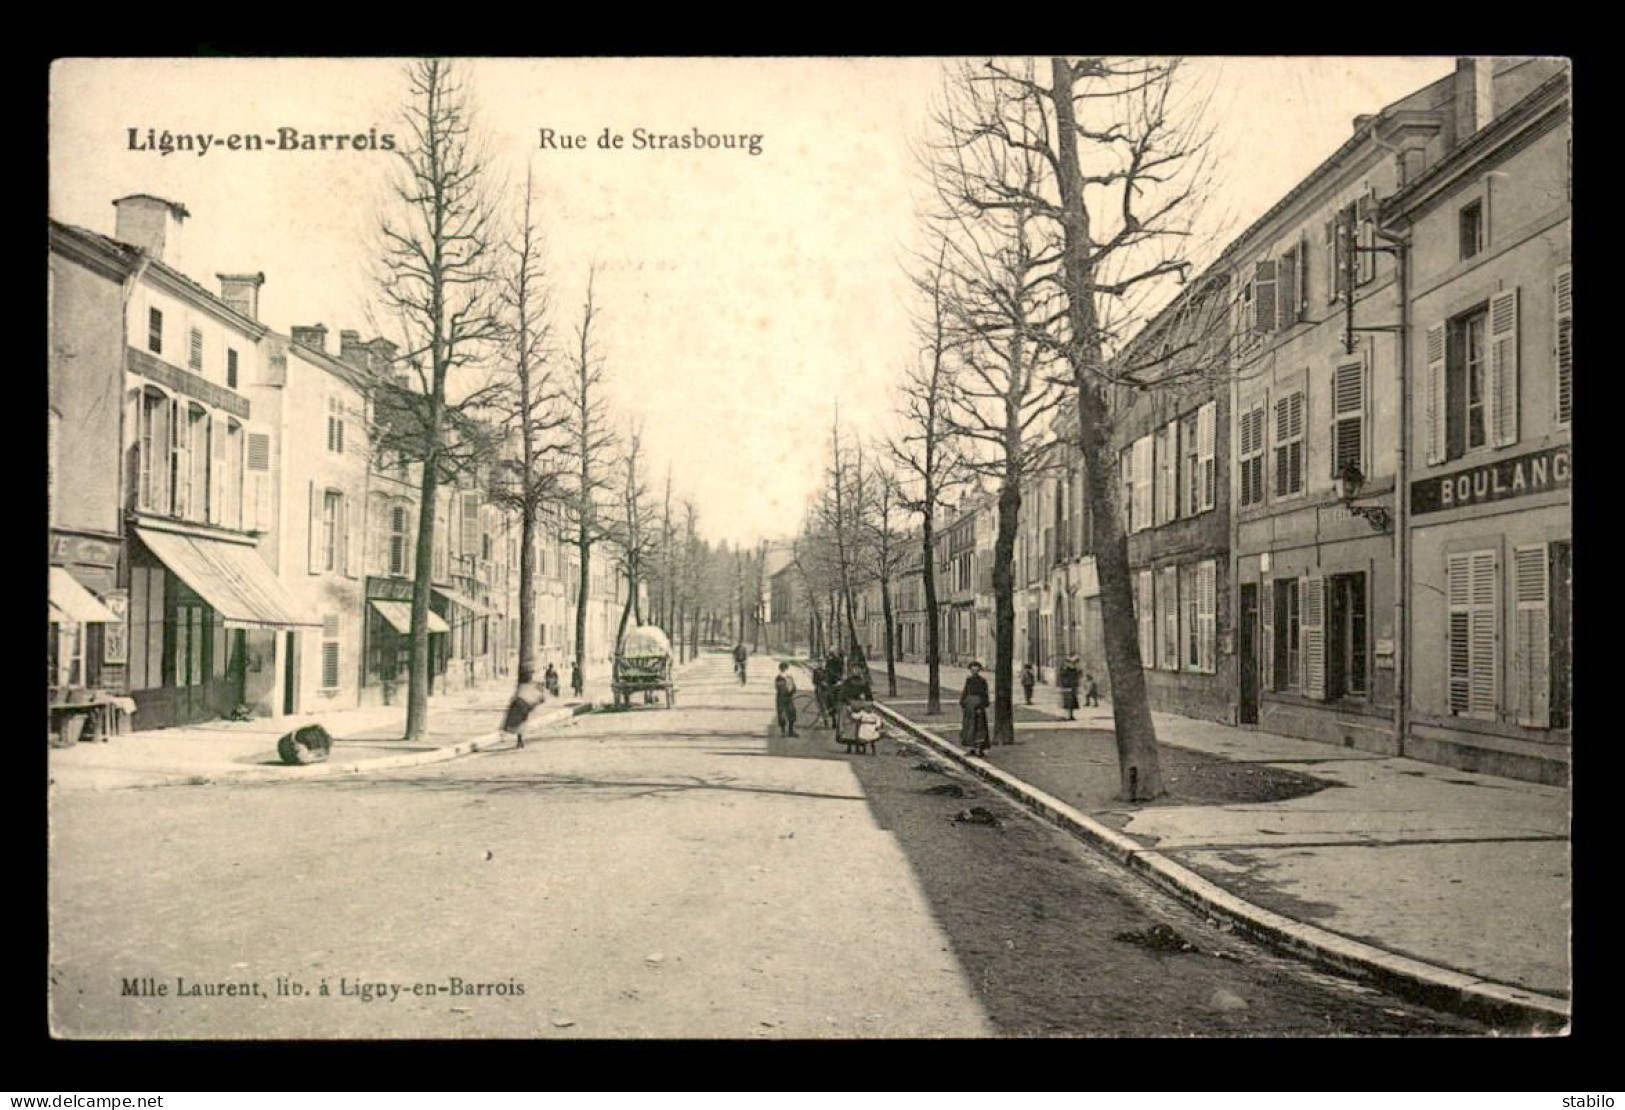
[1133,435,1153,532]
[1277,238,1307,328]
[1251,259,1277,337]
[1272,578,1300,691]
[227,348,239,389]
[1137,568,1155,666]
[171,399,191,519]
[1181,411,1200,517]
[1325,204,1352,304]
[1459,200,1484,261]
[1555,265,1572,427]
[1327,572,1368,699]
[1158,565,1179,670]
[224,420,243,530]
[1446,550,1498,719]
[327,395,345,454]
[1196,560,1216,675]
[1434,291,1519,462]
[1331,362,1365,475]
[136,388,170,512]
[188,328,204,372]
[147,308,163,354]
[245,431,270,532]
[1155,424,1176,526]
[1273,390,1305,497]
[1239,401,1266,507]
[323,491,342,572]
[1198,402,1216,511]
[322,613,341,690]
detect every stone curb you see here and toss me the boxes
[51,702,594,793]
[873,700,1570,1033]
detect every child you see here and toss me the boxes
[1084,672,1101,707]
[774,662,799,737]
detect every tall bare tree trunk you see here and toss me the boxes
[881,575,897,697]
[922,516,942,715]
[1051,57,1163,800]
[991,481,1020,746]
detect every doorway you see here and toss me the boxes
[1238,583,1259,725]
[283,631,300,716]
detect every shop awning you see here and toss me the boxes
[370,599,449,635]
[49,567,117,624]
[134,526,321,629]
[434,586,498,618]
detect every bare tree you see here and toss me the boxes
[861,464,909,697]
[814,410,875,657]
[612,423,657,652]
[372,58,504,741]
[486,168,568,687]
[929,56,1220,798]
[931,63,1068,747]
[891,244,966,716]
[561,268,618,688]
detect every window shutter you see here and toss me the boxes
[1254,260,1277,335]
[1332,362,1365,477]
[1260,578,1275,692]
[1357,192,1378,284]
[321,639,341,690]
[1297,233,1310,320]
[1277,248,1296,330]
[1198,560,1216,674]
[1323,218,1337,304]
[1300,575,1325,699]
[1488,288,1520,448]
[208,413,227,526]
[1425,324,1447,465]
[1513,545,1551,728]
[462,491,483,559]
[1198,402,1216,511]
[1554,265,1572,427]
[308,481,323,574]
[1469,550,1499,717]
[344,494,359,579]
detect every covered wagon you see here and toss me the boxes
[613,624,676,709]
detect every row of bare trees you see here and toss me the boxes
[368,58,764,740]
[798,57,1225,801]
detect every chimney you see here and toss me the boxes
[217,272,265,321]
[290,323,329,352]
[1353,113,1376,135]
[1454,57,1494,141]
[112,195,189,265]
[367,337,399,375]
[339,330,367,369]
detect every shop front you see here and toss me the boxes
[362,576,450,707]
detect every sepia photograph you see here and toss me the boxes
[46,55,1572,1040]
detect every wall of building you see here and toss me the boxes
[49,247,126,539]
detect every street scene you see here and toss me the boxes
[48,57,1571,1039]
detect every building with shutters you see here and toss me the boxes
[934,498,983,665]
[241,323,375,714]
[1109,274,1234,723]
[1382,63,1571,784]
[49,196,322,731]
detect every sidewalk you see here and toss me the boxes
[47,680,601,793]
[875,658,1570,1027]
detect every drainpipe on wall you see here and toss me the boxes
[1375,221,1409,758]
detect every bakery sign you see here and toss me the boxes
[1411,445,1570,515]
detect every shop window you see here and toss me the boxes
[1327,572,1368,699]
[172,600,210,688]
[1273,578,1300,691]
[1446,550,1498,719]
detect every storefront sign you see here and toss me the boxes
[102,590,129,665]
[1410,445,1570,516]
[50,534,120,567]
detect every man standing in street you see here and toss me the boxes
[1059,654,1082,721]
[775,662,799,737]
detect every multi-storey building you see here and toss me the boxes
[934,499,981,664]
[1110,275,1234,724]
[49,196,320,731]
[1383,63,1571,784]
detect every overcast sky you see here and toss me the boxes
[50,56,1454,548]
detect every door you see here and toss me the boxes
[1238,583,1259,725]
[283,631,299,716]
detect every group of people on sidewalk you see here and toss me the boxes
[962,655,1100,754]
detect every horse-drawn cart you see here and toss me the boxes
[612,625,676,709]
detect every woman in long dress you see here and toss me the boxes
[959,661,990,755]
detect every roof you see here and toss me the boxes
[134,525,321,629]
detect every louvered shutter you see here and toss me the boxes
[1469,551,1498,717]
[1488,288,1520,447]
[461,491,482,561]
[1555,266,1572,426]
[1425,324,1447,465]
[1260,578,1275,692]
[1254,260,1277,335]
[1447,550,1499,718]
[1513,545,1551,728]
[1300,575,1325,699]
[1277,249,1296,330]
[1357,193,1377,284]
[1136,437,1154,531]
[308,481,323,574]
[1198,402,1216,510]
[209,413,227,526]
[1297,233,1310,320]
[245,428,271,532]
[1324,218,1337,304]
[1199,560,1217,674]
[1332,362,1365,477]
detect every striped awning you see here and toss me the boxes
[370,599,450,635]
[134,526,321,629]
[49,567,117,624]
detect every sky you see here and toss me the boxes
[49,56,1455,548]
